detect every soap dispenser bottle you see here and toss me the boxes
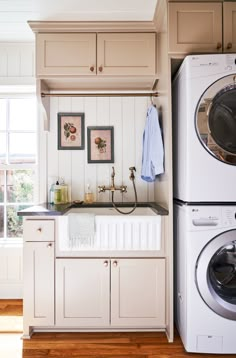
[60,177,69,203]
[84,184,94,203]
[49,183,55,204]
[54,180,62,204]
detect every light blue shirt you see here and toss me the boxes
[141,105,164,182]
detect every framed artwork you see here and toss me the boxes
[87,126,114,163]
[58,112,85,150]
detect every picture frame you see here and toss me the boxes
[87,126,114,163]
[58,112,85,150]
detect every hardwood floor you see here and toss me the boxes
[0,300,231,358]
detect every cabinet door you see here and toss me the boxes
[23,242,54,330]
[168,3,222,54]
[36,33,96,76]
[97,33,156,75]
[56,259,110,327]
[223,2,236,52]
[111,259,165,327]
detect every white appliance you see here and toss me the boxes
[173,54,236,202]
[174,202,236,354]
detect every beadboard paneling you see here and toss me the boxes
[0,247,23,298]
[47,96,154,203]
[0,43,35,84]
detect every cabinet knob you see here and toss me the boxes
[103,260,109,267]
[98,66,103,72]
[47,243,53,248]
[227,42,232,50]
[216,42,222,50]
[113,260,118,267]
[90,66,95,72]
[37,228,42,233]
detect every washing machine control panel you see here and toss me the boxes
[222,208,236,227]
[189,206,236,230]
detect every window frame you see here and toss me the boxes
[0,91,38,243]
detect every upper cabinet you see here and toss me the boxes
[36,33,96,76]
[168,2,236,54]
[168,2,222,54]
[97,33,156,76]
[36,32,156,77]
[223,2,236,52]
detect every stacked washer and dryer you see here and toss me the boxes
[173,54,236,354]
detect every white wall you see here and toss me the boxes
[46,96,155,203]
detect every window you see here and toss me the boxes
[0,96,37,241]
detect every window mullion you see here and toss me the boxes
[4,170,7,240]
[6,99,9,165]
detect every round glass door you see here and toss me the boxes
[196,74,236,165]
[196,230,236,320]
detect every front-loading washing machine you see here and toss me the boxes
[172,54,236,202]
[174,202,236,354]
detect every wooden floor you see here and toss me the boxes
[0,300,231,358]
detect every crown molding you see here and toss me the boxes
[153,0,167,32]
[28,20,157,33]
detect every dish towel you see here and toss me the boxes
[68,213,95,248]
[141,104,164,182]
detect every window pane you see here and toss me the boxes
[0,133,6,164]
[7,205,27,238]
[0,206,3,238]
[0,170,4,203]
[9,133,36,164]
[9,98,37,131]
[0,99,7,130]
[7,170,35,203]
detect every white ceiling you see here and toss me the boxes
[0,0,158,42]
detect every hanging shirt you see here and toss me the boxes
[141,105,164,182]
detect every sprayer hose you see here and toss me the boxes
[111,177,137,215]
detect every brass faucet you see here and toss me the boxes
[98,166,127,193]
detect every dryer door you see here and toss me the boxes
[196,74,236,165]
[196,229,236,320]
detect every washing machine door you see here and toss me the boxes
[196,229,236,320]
[196,74,236,165]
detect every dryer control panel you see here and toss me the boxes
[187,205,236,231]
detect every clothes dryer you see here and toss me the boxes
[174,202,236,354]
[173,54,236,202]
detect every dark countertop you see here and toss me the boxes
[18,202,168,216]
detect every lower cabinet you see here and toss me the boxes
[56,259,110,327]
[56,258,165,328]
[23,242,55,329]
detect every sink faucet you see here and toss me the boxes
[98,166,127,193]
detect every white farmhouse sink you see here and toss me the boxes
[67,206,157,216]
[57,206,162,257]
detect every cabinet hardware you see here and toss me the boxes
[37,228,42,233]
[47,243,53,248]
[227,42,232,50]
[113,260,118,267]
[90,66,94,72]
[98,66,103,72]
[216,42,222,50]
[103,260,109,267]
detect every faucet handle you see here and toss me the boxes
[120,185,127,193]
[129,166,136,171]
[98,185,106,193]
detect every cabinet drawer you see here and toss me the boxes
[24,220,55,242]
